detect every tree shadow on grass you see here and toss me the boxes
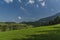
[13,30,60,40]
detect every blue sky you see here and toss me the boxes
[0,0,60,22]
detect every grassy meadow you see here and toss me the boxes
[0,24,59,40]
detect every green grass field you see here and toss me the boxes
[0,24,60,40]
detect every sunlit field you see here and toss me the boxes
[0,24,60,40]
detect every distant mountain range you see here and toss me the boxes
[37,12,60,22]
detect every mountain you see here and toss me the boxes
[34,12,60,26]
[37,12,60,22]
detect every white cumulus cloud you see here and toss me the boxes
[41,1,46,6]
[4,0,13,3]
[38,0,46,7]
[28,0,35,4]
[18,16,22,19]
[25,0,35,6]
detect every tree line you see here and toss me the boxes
[0,24,32,32]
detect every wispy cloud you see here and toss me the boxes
[4,0,13,3]
[20,7,25,10]
[18,0,21,3]
[20,7,31,15]
[38,0,44,2]
[36,4,39,8]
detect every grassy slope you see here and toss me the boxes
[0,24,60,40]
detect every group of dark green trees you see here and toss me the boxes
[39,16,60,26]
[49,16,60,25]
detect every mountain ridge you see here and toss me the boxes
[37,12,60,22]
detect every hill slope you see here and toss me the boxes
[0,24,60,40]
[38,12,60,22]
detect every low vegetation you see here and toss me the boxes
[0,23,33,32]
[0,24,59,40]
